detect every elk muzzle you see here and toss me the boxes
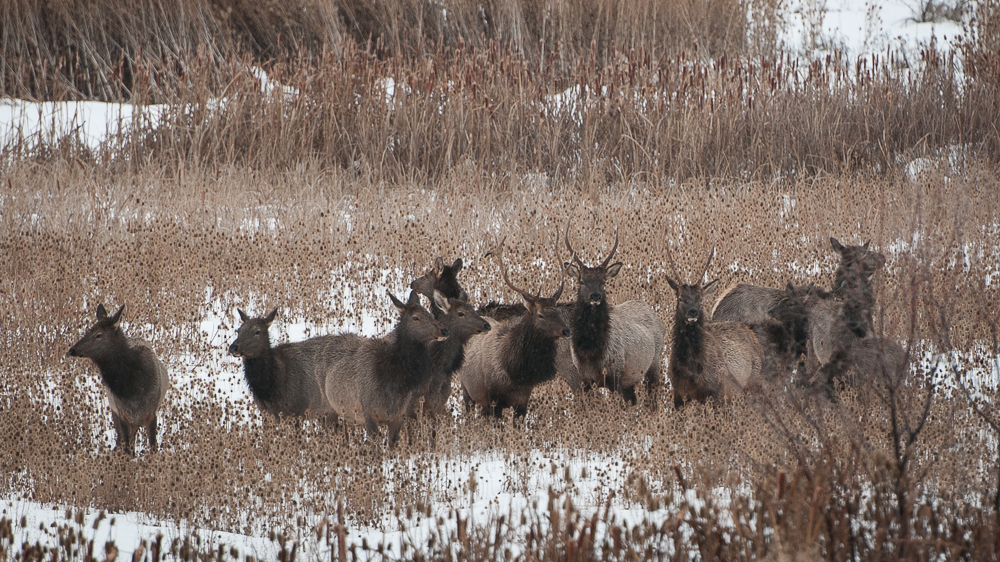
[686,309,700,324]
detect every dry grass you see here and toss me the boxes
[0,0,754,101]
[3,2,1000,558]
[3,1,999,184]
[2,157,1000,559]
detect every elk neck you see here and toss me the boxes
[500,317,558,387]
[91,344,156,401]
[380,328,434,394]
[671,314,706,381]
[571,298,610,365]
[241,350,280,404]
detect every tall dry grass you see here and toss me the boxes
[0,0,756,102]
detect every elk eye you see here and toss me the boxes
[95,334,102,339]
[412,316,420,321]
[458,312,465,317]
[254,329,261,335]
[538,313,544,319]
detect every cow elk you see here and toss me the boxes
[408,258,491,418]
[228,307,338,421]
[666,249,764,408]
[323,290,449,445]
[460,248,571,418]
[830,237,886,338]
[563,225,665,405]
[68,304,170,456]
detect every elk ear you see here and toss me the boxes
[406,290,422,307]
[606,262,623,278]
[458,288,470,303]
[830,237,845,253]
[96,303,108,320]
[785,282,797,294]
[238,308,251,323]
[564,261,580,279]
[666,277,679,292]
[451,258,463,273]
[703,279,719,298]
[863,240,871,250]
[433,257,445,275]
[108,305,125,326]
[388,290,407,312]
[433,291,451,314]
[264,308,278,326]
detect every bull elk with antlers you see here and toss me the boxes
[666,247,764,408]
[460,245,571,418]
[562,225,665,405]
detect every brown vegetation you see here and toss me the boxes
[3,1,1000,558]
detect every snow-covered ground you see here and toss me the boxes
[783,0,964,57]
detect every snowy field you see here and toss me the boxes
[1,2,986,559]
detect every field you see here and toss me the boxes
[3,0,1000,560]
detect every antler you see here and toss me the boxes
[495,240,534,301]
[699,247,716,286]
[598,227,619,269]
[664,241,682,282]
[550,275,565,301]
[564,222,585,268]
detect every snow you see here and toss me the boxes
[782,0,964,57]
[0,98,169,152]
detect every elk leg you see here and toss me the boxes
[386,417,405,448]
[643,365,661,408]
[363,416,380,441]
[618,385,638,406]
[147,416,158,452]
[111,411,134,455]
[462,388,476,414]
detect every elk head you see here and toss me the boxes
[68,304,127,360]
[563,223,622,306]
[229,307,278,358]
[389,290,450,343]
[495,241,570,340]
[831,237,886,282]
[665,246,718,325]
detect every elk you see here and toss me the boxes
[748,283,827,380]
[563,225,665,405]
[228,307,338,420]
[793,289,907,397]
[67,304,170,456]
[408,258,492,418]
[711,237,885,331]
[410,257,469,317]
[323,290,449,445]
[666,248,764,408]
[830,237,886,338]
[460,249,571,418]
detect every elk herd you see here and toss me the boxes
[67,226,903,454]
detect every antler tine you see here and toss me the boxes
[495,242,532,301]
[564,221,584,267]
[551,273,565,301]
[700,247,716,286]
[664,241,682,282]
[598,227,620,269]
